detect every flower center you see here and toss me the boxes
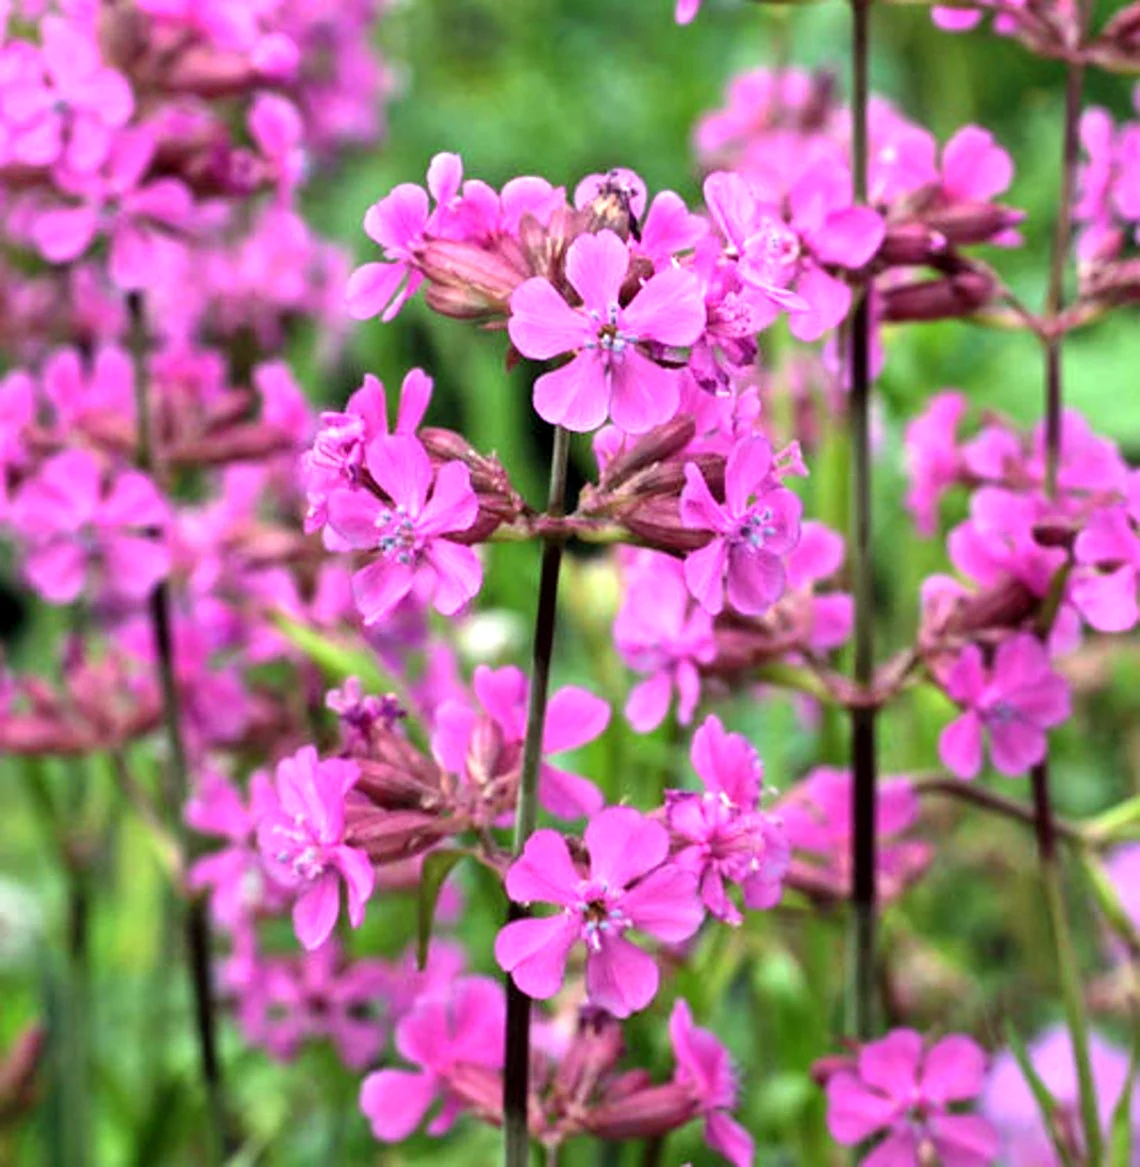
[272,817,328,882]
[375,505,417,564]
[734,505,778,548]
[575,879,631,951]
[586,303,637,359]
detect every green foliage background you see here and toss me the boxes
[3,0,1140,1164]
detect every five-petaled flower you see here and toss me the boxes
[495,806,704,1018]
[325,434,483,624]
[680,435,803,616]
[938,634,1071,780]
[508,229,706,434]
[825,1029,999,1167]
[256,746,375,950]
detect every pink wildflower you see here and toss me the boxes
[905,391,967,536]
[1071,472,1140,633]
[325,434,482,624]
[670,1000,755,1167]
[680,435,803,615]
[256,745,375,950]
[495,806,704,1017]
[938,635,1071,780]
[346,152,463,321]
[666,715,789,923]
[826,1029,999,1166]
[507,229,705,434]
[614,553,716,733]
[359,975,505,1141]
[9,448,170,606]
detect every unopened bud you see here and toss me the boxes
[600,418,697,491]
[621,498,711,553]
[585,1083,698,1141]
[418,239,529,320]
[923,202,1023,246]
[878,222,947,267]
[879,271,994,323]
[343,807,448,864]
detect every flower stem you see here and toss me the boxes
[1031,44,1102,1163]
[504,424,571,1167]
[847,0,878,1042]
[128,294,226,1165]
[1031,763,1102,1163]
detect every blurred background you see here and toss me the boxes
[4,0,1140,1163]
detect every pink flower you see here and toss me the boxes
[938,635,1071,780]
[303,367,433,533]
[981,1026,1140,1167]
[1071,473,1140,633]
[666,715,789,923]
[614,553,716,733]
[779,768,930,901]
[905,391,967,536]
[507,229,705,434]
[359,975,504,1142]
[325,435,482,624]
[670,1000,754,1167]
[432,664,609,819]
[495,806,704,1017]
[32,126,192,289]
[346,153,463,321]
[826,1029,999,1167]
[675,0,702,23]
[0,19,133,173]
[680,435,803,616]
[256,745,375,950]
[186,769,287,927]
[9,448,170,606]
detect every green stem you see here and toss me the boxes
[503,425,571,1167]
[1031,764,1102,1163]
[128,294,227,1164]
[847,0,878,1042]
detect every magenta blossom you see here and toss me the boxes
[670,1000,755,1167]
[432,664,609,819]
[779,768,930,901]
[359,975,505,1142]
[325,434,482,624]
[826,1029,999,1167]
[32,126,193,290]
[938,635,1071,780]
[495,807,704,1017]
[680,435,803,615]
[507,229,705,434]
[905,391,967,536]
[614,552,716,733]
[303,367,433,533]
[9,448,170,606]
[346,152,462,321]
[256,746,375,950]
[666,715,789,923]
[1071,472,1140,633]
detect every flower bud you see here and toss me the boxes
[878,223,947,267]
[418,239,529,320]
[599,418,697,491]
[621,497,711,552]
[922,202,1023,246]
[879,271,995,323]
[585,1082,698,1141]
[343,807,448,864]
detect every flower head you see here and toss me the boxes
[508,229,705,434]
[938,635,1071,779]
[495,807,704,1017]
[325,434,482,624]
[826,1029,999,1166]
[256,746,375,950]
[680,435,803,615]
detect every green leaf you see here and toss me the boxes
[417,850,468,970]
[1004,1022,1078,1167]
[1109,1021,1140,1167]
[270,614,390,692]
